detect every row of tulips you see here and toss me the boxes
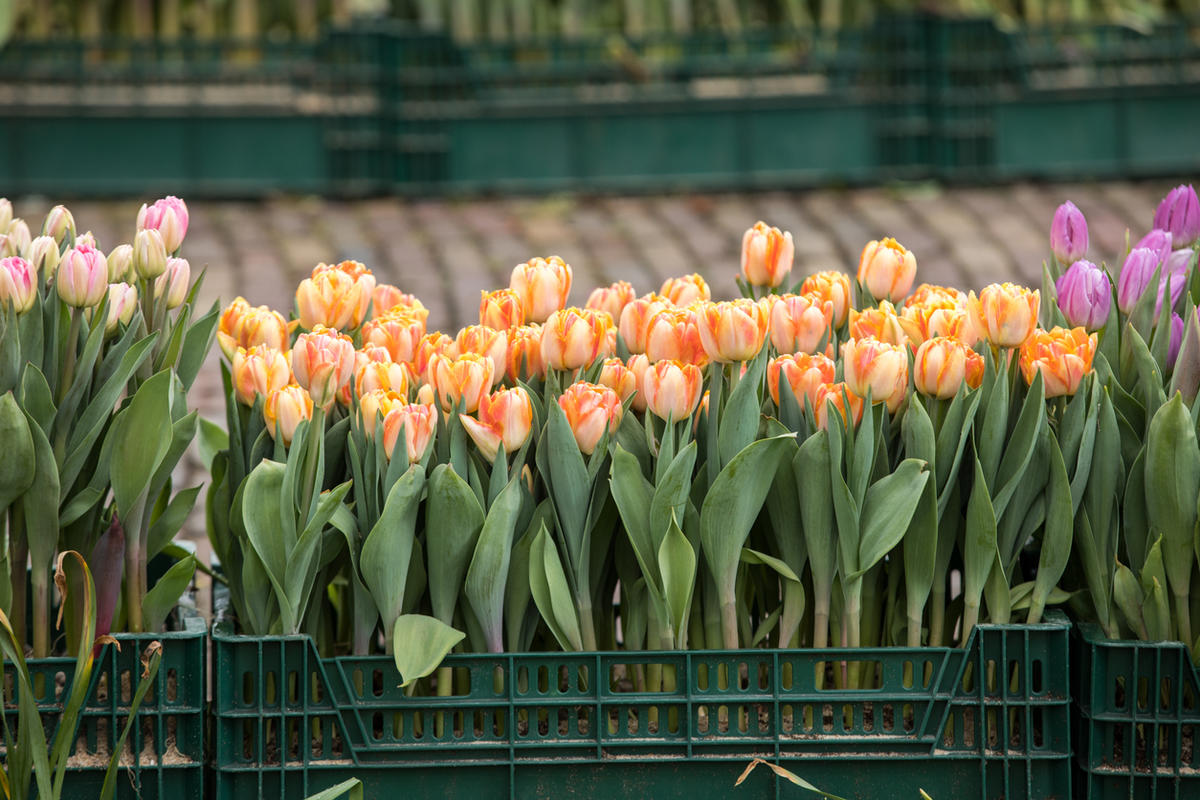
[205,182,1200,688]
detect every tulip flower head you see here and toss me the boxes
[106,243,132,283]
[660,273,711,306]
[540,307,612,371]
[768,293,834,355]
[362,308,426,364]
[233,345,291,407]
[290,326,356,408]
[154,257,191,310]
[813,382,864,431]
[1055,260,1111,331]
[1117,247,1162,314]
[768,352,836,409]
[899,288,975,345]
[741,221,795,288]
[456,324,509,385]
[967,283,1039,348]
[1170,312,1185,367]
[0,199,11,233]
[42,205,75,246]
[858,238,917,303]
[480,288,525,330]
[800,270,852,327]
[352,358,411,403]
[297,261,375,332]
[26,236,60,279]
[411,331,455,383]
[913,337,984,399]
[625,354,651,412]
[557,381,623,455]
[849,301,907,347]
[218,299,292,361]
[510,256,572,323]
[842,336,909,412]
[133,228,168,280]
[264,385,313,446]
[642,359,704,423]
[427,352,495,414]
[696,299,769,363]
[56,244,108,308]
[372,284,427,321]
[586,281,637,322]
[618,293,671,355]
[101,283,139,335]
[137,196,189,253]
[0,257,36,314]
[1135,229,1173,265]
[382,402,438,463]
[460,386,534,462]
[598,358,637,404]
[1154,185,1200,246]
[644,307,707,366]
[506,324,546,382]
[1018,326,1097,398]
[1050,201,1089,265]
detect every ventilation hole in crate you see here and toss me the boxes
[844,704,857,733]
[476,709,488,737]
[167,713,178,752]
[821,704,833,733]
[287,671,298,705]
[1008,660,1021,695]
[53,671,66,701]
[332,725,344,758]
[903,703,915,733]
[608,664,623,691]
[264,719,278,765]
[287,717,301,761]
[535,707,548,736]
[1138,676,1150,711]
[986,708,1001,751]
[667,706,679,735]
[95,672,108,702]
[756,663,769,691]
[452,710,464,739]
[961,663,975,694]
[372,669,384,698]
[610,706,623,734]
[738,663,751,691]
[538,666,549,693]
[265,671,277,706]
[941,713,956,748]
[1031,659,1044,694]
[489,665,502,697]
[352,668,364,698]
[631,707,643,735]
[413,711,426,740]
[922,661,934,689]
[984,659,999,695]
[241,719,254,761]
[311,672,323,704]
[311,718,323,757]
[801,705,814,733]
[1031,707,1044,748]
[1159,726,1172,767]
[372,711,384,741]
[1183,724,1196,766]
[1162,678,1174,711]
[120,669,132,703]
[902,661,914,689]
[578,707,591,735]
[961,711,975,749]
[715,705,730,734]
[577,664,588,692]
[757,703,769,734]
[1185,681,1197,712]
[881,703,893,732]
[557,707,569,735]
[779,661,794,691]
[862,702,874,732]
[518,666,530,695]
[1113,675,1126,710]
[696,663,709,691]
[165,668,177,703]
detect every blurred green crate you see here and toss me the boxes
[4,605,206,799]
[1073,622,1200,800]
[212,612,1070,800]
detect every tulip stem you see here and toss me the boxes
[299,406,326,520]
[9,508,28,650]
[124,504,146,633]
[56,307,82,406]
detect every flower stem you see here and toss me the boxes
[298,406,326,519]
[56,308,82,406]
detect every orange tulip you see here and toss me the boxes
[372,284,427,321]
[290,326,356,408]
[1019,326,1097,398]
[232,345,291,407]
[382,403,438,463]
[456,324,509,385]
[626,354,651,412]
[618,293,670,355]
[842,336,909,412]
[296,261,375,332]
[586,280,637,322]
[644,307,708,366]
[768,353,836,409]
[362,308,427,364]
[641,360,704,423]
[858,238,917,303]
[913,337,983,399]
[412,332,455,383]
[460,386,534,461]
[696,299,769,363]
[768,293,834,355]
[264,385,313,446]
[358,389,411,437]
[908,283,966,308]
[813,383,865,431]
[218,297,293,360]
[480,288,525,330]
[660,273,711,306]
[506,324,546,381]
[427,352,494,413]
[800,270,852,327]
[848,302,907,346]
[540,307,612,371]
[353,359,411,403]
[968,283,1040,348]
[510,256,572,323]
[741,221,794,288]
[598,358,637,404]
[557,382,623,455]
[900,302,977,346]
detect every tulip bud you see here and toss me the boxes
[769,293,834,354]
[913,337,983,399]
[154,257,190,310]
[644,307,707,366]
[618,293,670,355]
[105,243,132,283]
[506,325,545,382]
[1055,260,1111,331]
[799,270,852,327]
[101,283,139,335]
[460,386,534,462]
[540,307,611,371]
[842,337,909,412]
[598,358,637,404]
[586,281,637,322]
[428,352,494,414]
[264,385,313,446]
[966,283,1039,348]
[1134,229,1173,265]
[849,301,908,346]
[297,261,376,332]
[42,205,75,246]
[4,219,30,259]
[0,257,37,314]
[233,345,291,406]
[75,231,99,251]
[660,273,710,306]
[290,326,356,408]
[352,359,411,405]
[1154,185,1200,247]
[510,256,572,323]
[382,403,438,463]
[1018,326,1096,398]
[456,324,508,385]
[641,359,703,423]
[696,299,769,363]
[480,288,525,330]
[56,244,108,308]
[557,382,622,455]
[0,199,11,233]
[1117,247,1162,314]
[1156,273,1188,322]
[1050,201,1089,265]
[768,353,836,409]
[358,390,410,437]
[371,284,427,321]
[1170,312,1185,367]
[898,287,974,345]
[133,228,168,280]
[858,238,917,303]
[741,221,795,288]
[362,308,426,364]
[137,195,189,253]
[626,354,650,412]
[813,382,864,431]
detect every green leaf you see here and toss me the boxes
[426,464,485,625]
[197,416,229,473]
[20,406,60,580]
[1113,561,1149,640]
[1029,432,1073,625]
[528,524,583,651]
[852,459,930,579]
[304,779,364,800]
[0,391,34,513]
[391,614,466,688]
[109,370,173,521]
[962,456,999,623]
[659,516,697,647]
[796,433,836,603]
[718,346,768,466]
[648,440,698,550]
[740,547,800,582]
[544,398,591,575]
[463,476,524,652]
[361,466,425,648]
[992,371,1045,519]
[609,445,661,598]
[142,554,196,632]
[177,303,219,390]
[1145,395,1200,600]
[241,460,293,631]
[147,485,202,560]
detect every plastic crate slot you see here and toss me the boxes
[372,669,384,697]
[781,703,794,733]
[241,718,254,761]
[1138,675,1150,711]
[1032,707,1044,749]
[53,669,66,701]
[120,668,132,703]
[242,671,254,705]
[264,670,277,707]
[288,670,300,705]
[166,667,178,702]
[903,702,915,732]
[311,671,323,703]
[1031,658,1043,694]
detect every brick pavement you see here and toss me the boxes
[10,179,1185,551]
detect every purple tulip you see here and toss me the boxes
[1055,259,1111,330]
[1050,201,1089,265]
[1169,312,1185,367]
[1118,247,1162,313]
[1134,229,1174,265]
[1165,247,1196,279]
[1154,185,1200,247]
[1156,273,1188,320]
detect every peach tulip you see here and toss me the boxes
[233,345,291,406]
[660,273,711,306]
[618,293,671,355]
[842,336,909,412]
[1019,326,1097,398]
[480,288,525,330]
[813,382,865,431]
[558,382,623,455]
[511,256,572,323]
[427,352,494,413]
[382,402,438,463]
[456,324,509,385]
[913,337,983,399]
[599,358,638,404]
[858,238,917,303]
[362,308,426,365]
[642,359,704,423]
[741,221,794,288]
[768,353,836,409]
[290,326,356,408]
[768,293,834,355]
[968,283,1040,348]
[264,385,313,446]
[696,299,769,363]
[540,307,611,371]
[460,386,534,461]
[800,270,852,327]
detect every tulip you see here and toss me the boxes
[0,257,36,314]
[1055,260,1111,330]
[362,308,426,364]
[153,257,190,310]
[858,238,917,303]
[587,281,637,322]
[101,283,139,336]
[800,270,852,327]
[908,283,966,308]
[641,359,704,423]
[842,337,908,412]
[136,196,189,253]
[1135,229,1173,265]
[618,293,670,355]
[899,294,975,345]
[297,262,375,332]
[1156,272,1188,321]
[1050,201,1089,265]
[105,243,132,283]
[510,256,572,323]
[660,273,710,306]
[382,403,438,463]
[412,331,455,382]
[1019,326,1096,398]
[741,221,795,288]
[626,354,650,412]
[42,205,75,246]
[696,299,769,363]
[768,293,834,354]
[913,337,983,399]
[75,231,98,250]
[218,299,292,360]
[23,236,58,281]
[427,352,494,413]
[506,325,546,381]
[644,307,707,365]
[372,284,427,321]
[353,358,411,403]
[232,345,291,406]
[129,227,167,280]
[598,358,637,404]
[557,382,623,455]
[264,385,313,446]
[1170,313,1185,367]
[480,288,525,330]
[967,283,1040,348]
[1165,248,1196,283]
[1117,247,1162,314]
[813,382,864,431]
[540,307,612,371]
[767,353,836,409]
[1154,185,1200,246]
[849,301,907,346]
[456,324,508,385]
[56,244,108,308]
[358,390,411,437]
[2,220,30,258]
[0,199,10,233]
[460,386,534,461]
[291,326,356,408]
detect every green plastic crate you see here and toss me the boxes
[1073,622,1200,799]
[212,612,1070,800]
[5,605,206,799]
